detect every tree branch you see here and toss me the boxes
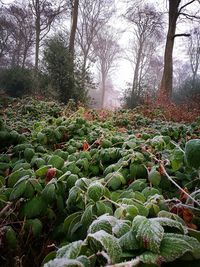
[179,0,196,13]
[179,12,200,20]
[173,33,191,39]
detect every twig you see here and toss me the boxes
[160,164,200,208]
[0,202,12,217]
[106,257,140,267]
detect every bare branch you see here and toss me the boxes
[179,0,196,13]
[173,33,191,38]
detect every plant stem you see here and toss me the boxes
[160,164,200,207]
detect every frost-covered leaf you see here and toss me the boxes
[160,233,193,262]
[81,205,94,228]
[76,256,90,267]
[87,181,104,201]
[150,217,188,234]
[140,251,164,266]
[88,215,117,234]
[119,230,139,251]
[57,241,83,259]
[87,230,122,263]
[134,216,164,253]
[43,258,84,267]
[112,220,131,238]
[164,233,200,260]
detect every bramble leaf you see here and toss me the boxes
[87,230,122,263]
[133,216,164,253]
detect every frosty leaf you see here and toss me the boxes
[119,230,140,251]
[43,258,84,267]
[57,241,83,259]
[81,205,94,228]
[150,217,188,234]
[164,233,200,260]
[87,230,122,263]
[112,220,131,238]
[140,251,164,266]
[135,216,164,253]
[160,233,193,262]
[87,214,118,234]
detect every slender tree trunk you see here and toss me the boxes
[101,70,106,108]
[131,43,143,105]
[69,0,79,60]
[158,0,181,103]
[35,0,40,70]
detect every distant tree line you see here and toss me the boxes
[0,0,199,107]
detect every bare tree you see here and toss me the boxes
[93,28,121,108]
[125,3,163,106]
[0,3,34,68]
[76,0,115,86]
[188,26,200,87]
[158,0,200,102]
[29,0,67,70]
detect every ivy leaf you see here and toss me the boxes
[150,217,188,234]
[57,241,83,259]
[87,230,122,263]
[134,216,164,253]
[43,258,84,267]
[160,233,193,262]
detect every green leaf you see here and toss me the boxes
[160,233,193,262]
[25,218,43,237]
[63,212,83,241]
[42,182,56,203]
[9,179,27,201]
[164,233,200,260]
[43,258,84,267]
[119,230,139,251]
[112,220,131,238]
[134,216,164,253]
[87,181,104,201]
[150,217,187,234]
[81,205,94,228]
[48,155,64,169]
[88,218,112,235]
[140,251,164,266]
[20,196,47,219]
[87,230,122,263]
[57,241,83,259]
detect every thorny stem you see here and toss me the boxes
[103,196,121,208]
[160,164,200,208]
[170,140,185,153]
[106,257,140,267]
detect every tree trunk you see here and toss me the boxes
[101,70,106,108]
[158,0,181,103]
[69,0,79,60]
[35,0,40,71]
[131,43,143,105]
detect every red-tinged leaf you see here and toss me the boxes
[182,207,194,223]
[45,168,56,184]
[135,133,142,138]
[179,187,189,203]
[82,140,90,151]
